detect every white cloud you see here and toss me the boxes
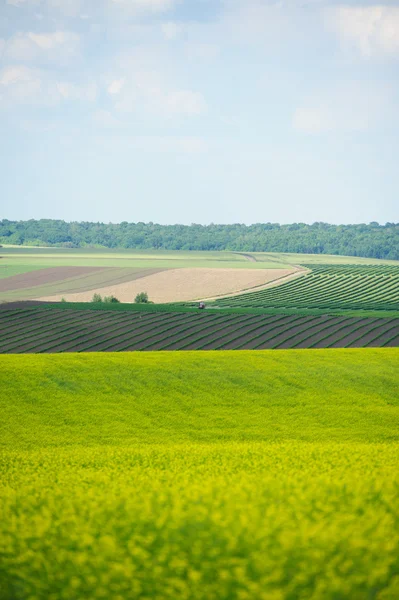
[107,62,207,118]
[114,78,207,117]
[110,0,178,13]
[57,80,97,101]
[184,43,219,61]
[92,108,122,128]
[6,0,36,5]
[0,65,56,106]
[161,21,182,40]
[3,31,80,64]
[7,0,178,16]
[0,65,97,107]
[6,0,82,14]
[222,0,320,47]
[293,82,396,134]
[327,5,399,58]
[164,89,207,116]
[132,135,207,154]
[107,78,125,95]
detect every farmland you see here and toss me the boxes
[213,265,399,312]
[1,305,398,352]
[2,247,399,305]
[1,350,398,599]
[0,247,299,303]
[38,267,297,304]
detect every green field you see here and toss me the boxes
[0,247,278,270]
[2,247,399,273]
[1,350,398,599]
[213,265,399,312]
[252,252,399,266]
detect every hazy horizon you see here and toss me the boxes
[1,1,399,226]
[2,217,397,227]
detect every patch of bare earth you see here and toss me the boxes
[38,268,298,304]
[0,267,107,292]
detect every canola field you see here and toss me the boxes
[1,350,399,600]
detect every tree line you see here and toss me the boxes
[0,219,398,260]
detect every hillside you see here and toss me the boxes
[1,350,398,599]
[1,305,398,352]
[213,264,399,312]
[1,350,398,447]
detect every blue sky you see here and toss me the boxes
[1,0,399,225]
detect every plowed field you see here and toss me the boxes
[1,306,397,353]
[38,267,297,304]
[0,267,166,302]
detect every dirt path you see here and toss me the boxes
[235,252,257,263]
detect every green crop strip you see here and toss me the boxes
[250,316,317,350]
[196,315,277,351]
[270,316,337,349]
[68,312,176,353]
[212,315,303,351]
[212,265,399,312]
[357,320,399,348]
[39,312,161,354]
[299,318,360,349]
[111,313,213,352]
[326,319,380,348]
[232,315,296,350]
[80,313,181,353]
[0,310,112,353]
[284,317,343,349]
[18,311,132,354]
[83,313,204,353]
[165,314,259,351]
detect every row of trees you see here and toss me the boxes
[89,292,150,304]
[1,219,398,260]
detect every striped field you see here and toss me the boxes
[0,306,397,353]
[213,265,399,311]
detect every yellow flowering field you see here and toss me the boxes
[1,350,398,599]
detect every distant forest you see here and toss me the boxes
[1,219,398,260]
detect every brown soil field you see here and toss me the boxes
[0,267,106,292]
[234,316,309,350]
[294,319,351,349]
[149,315,246,351]
[0,307,398,353]
[344,320,399,348]
[276,317,341,349]
[38,268,297,304]
[202,317,272,350]
[1,267,167,301]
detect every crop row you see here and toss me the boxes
[213,265,399,311]
[0,307,397,353]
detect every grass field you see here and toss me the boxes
[0,247,279,270]
[252,251,399,266]
[1,306,398,352]
[1,350,398,599]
